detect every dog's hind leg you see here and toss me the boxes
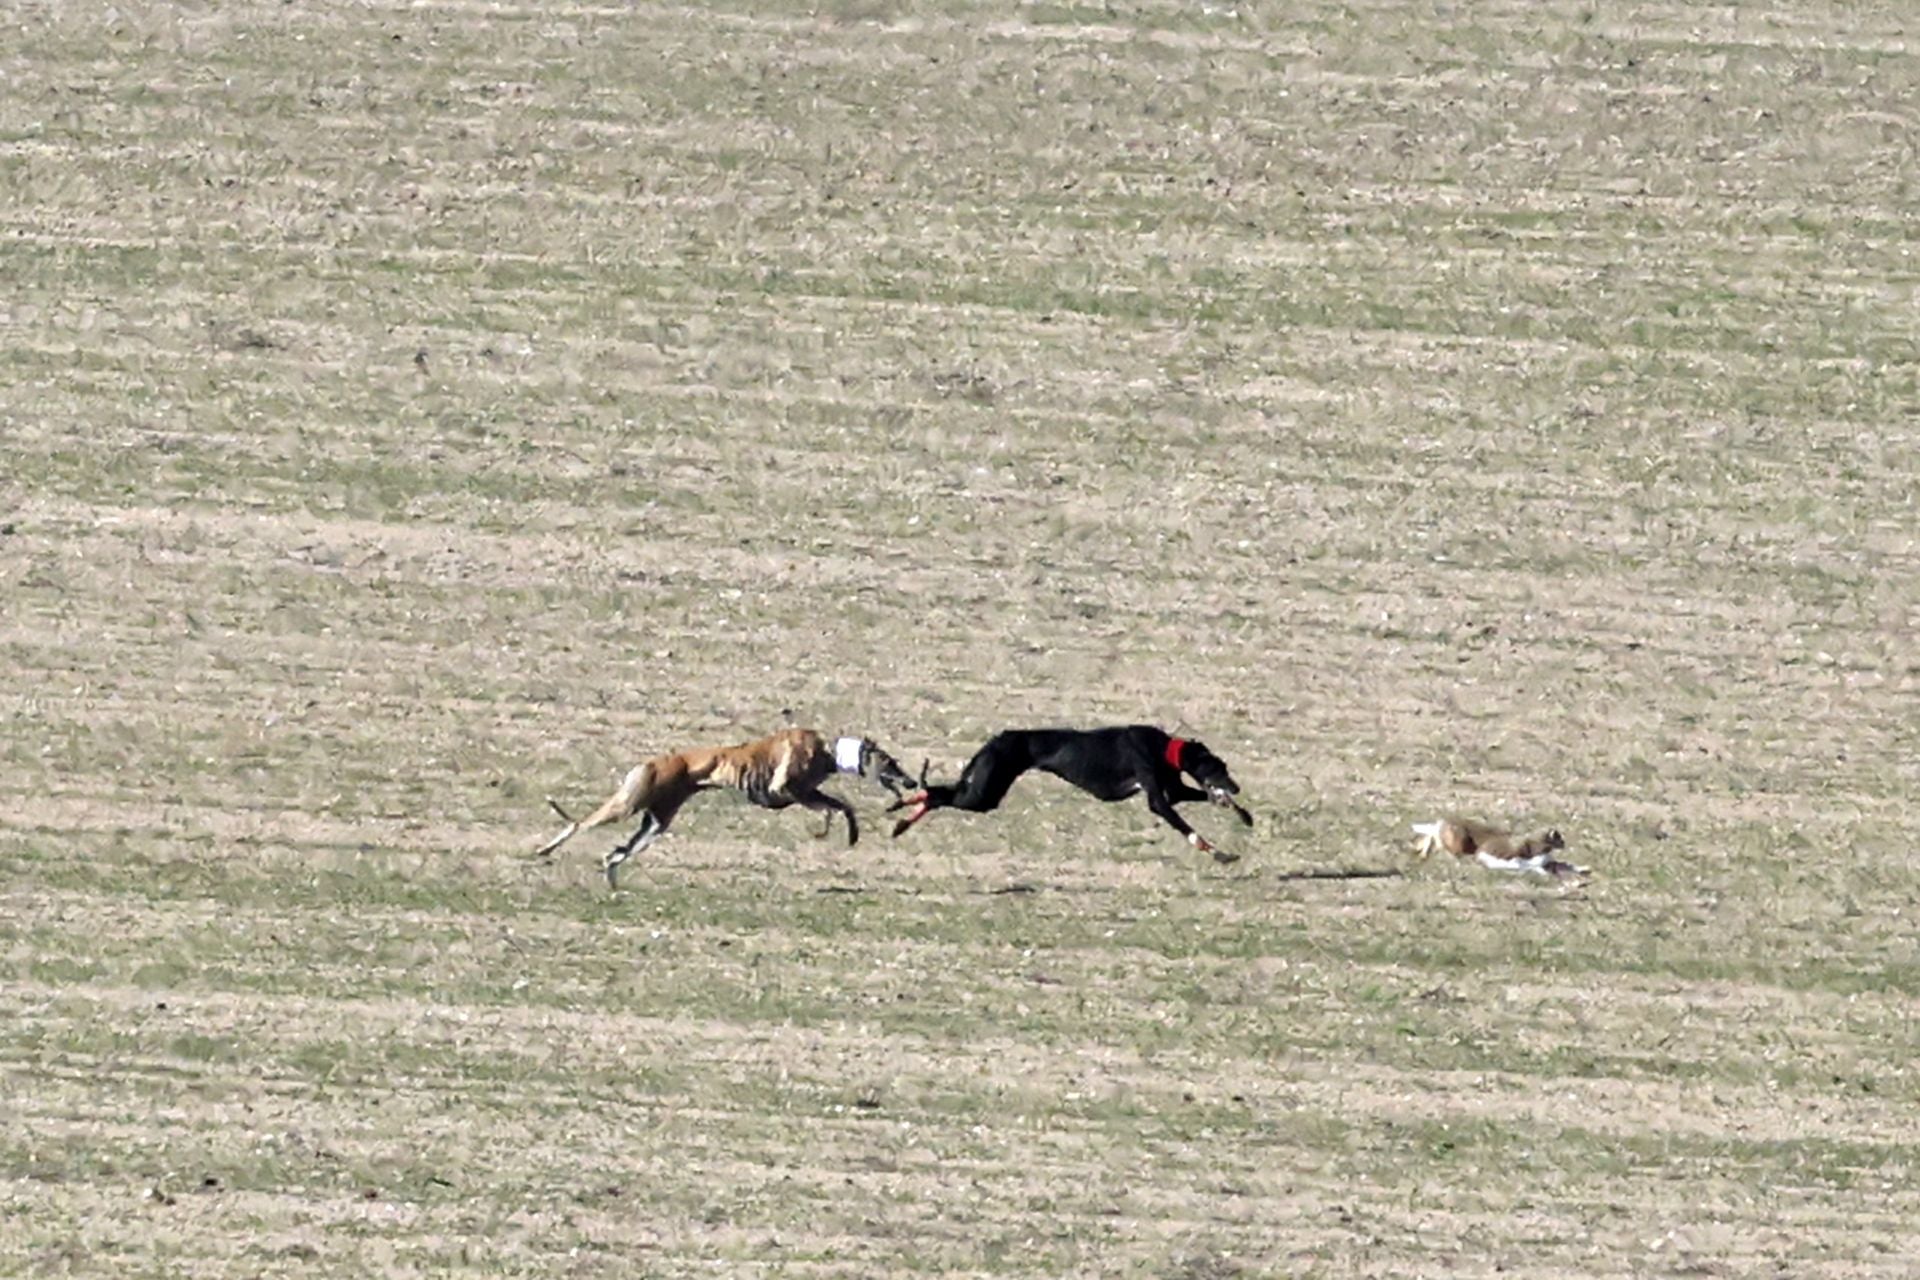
[889,789,942,838]
[537,763,655,857]
[892,737,1031,838]
[603,811,665,890]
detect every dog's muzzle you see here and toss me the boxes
[1208,785,1254,827]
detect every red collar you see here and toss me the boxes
[1165,737,1188,771]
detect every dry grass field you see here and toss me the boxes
[3,0,1917,1275]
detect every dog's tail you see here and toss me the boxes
[1410,820,1445,858]
[534,762,656,857]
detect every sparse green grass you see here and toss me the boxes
[3,0,1918,1276]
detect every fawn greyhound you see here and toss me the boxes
[537,728,919,887]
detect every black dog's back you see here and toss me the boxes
[930,725,1180,809]
[1023,726,1170,801]
[933,729,1042,813]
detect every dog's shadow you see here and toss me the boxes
[1272,867,1404,882]
[976,870,1404,894]
[819,871,1404,898]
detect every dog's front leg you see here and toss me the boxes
[1144,781,1237,865]
[800,792,859,847]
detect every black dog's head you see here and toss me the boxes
[1178,739,1239,796]
[1176,739,1253,826]
[1541,829,1566,853]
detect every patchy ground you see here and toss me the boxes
[2,1,1916,1275]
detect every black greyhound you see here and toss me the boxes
[889,725,1254,863]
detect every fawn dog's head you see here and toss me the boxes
[852,738,921,803]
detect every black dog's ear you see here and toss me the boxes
[1186,742,1224,777]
